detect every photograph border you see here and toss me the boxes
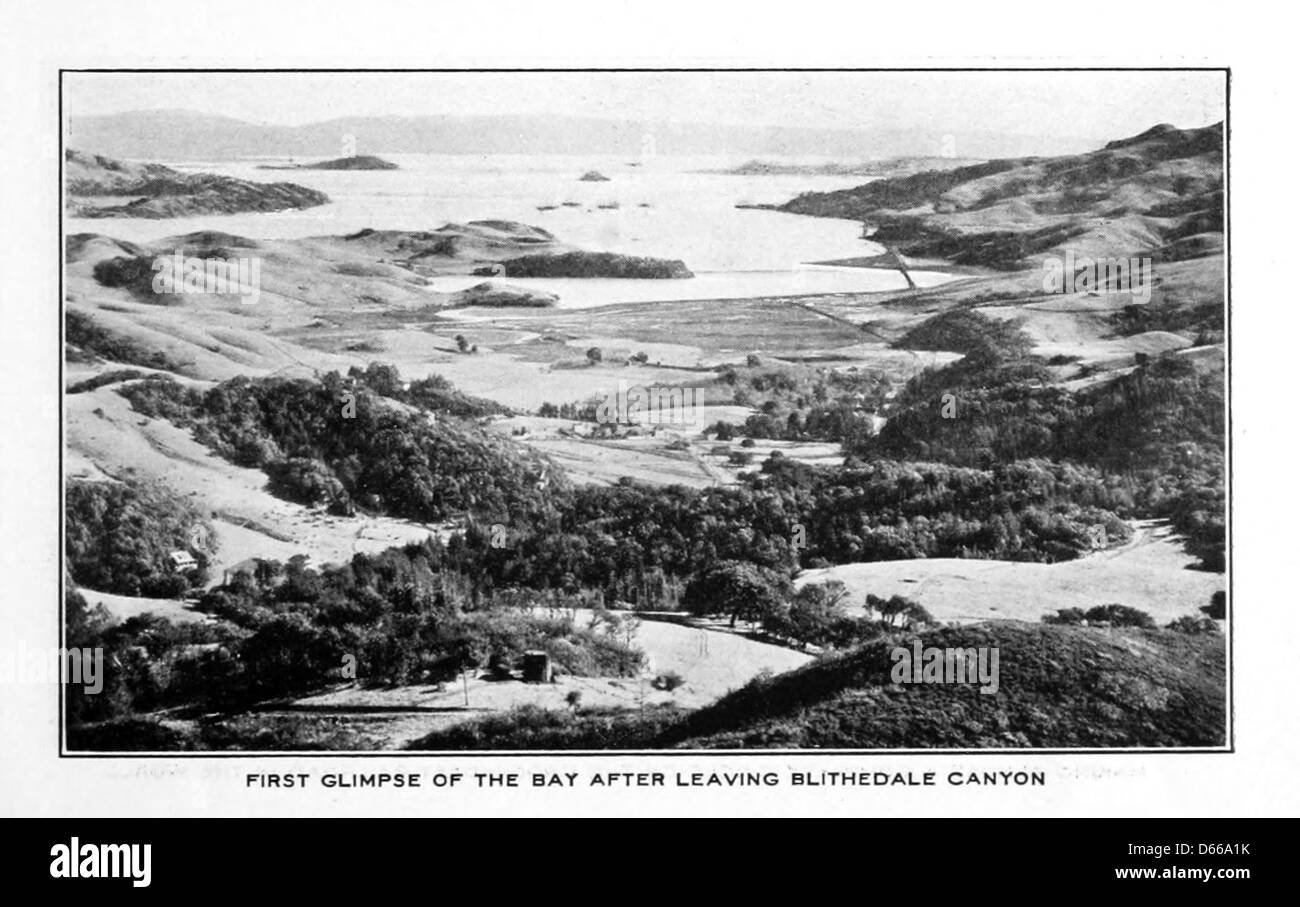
[57,65,1233,758]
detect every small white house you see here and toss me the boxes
[168,550,198,573]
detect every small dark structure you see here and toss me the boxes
[522,651,553,684]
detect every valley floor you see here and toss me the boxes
[135,614,812,751]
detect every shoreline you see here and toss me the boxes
[424,266,970,316]
[435,276,973,320]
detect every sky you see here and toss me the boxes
[65,70,1226,140]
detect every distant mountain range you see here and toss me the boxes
[68,109,1099,161]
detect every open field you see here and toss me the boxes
[80,589,209,624]
[795,521,1223,626]
[194,610,813,749]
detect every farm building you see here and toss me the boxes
[522,651,553,683]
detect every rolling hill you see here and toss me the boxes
[771,121,1224,270]
[66,149,329,218]
[659,621,1225,749]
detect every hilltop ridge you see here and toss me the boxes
[66,149,330,219]
[771,122,1224,269]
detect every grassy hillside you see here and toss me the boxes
[772,122,1223,269]
[66,149,329,218]
[408,621,1224,750]
[662,621,1224,748]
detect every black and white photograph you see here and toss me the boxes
[11,0,1300,841]
[57,68,1228,753]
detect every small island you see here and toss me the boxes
[334,221,694,281]
[259,155,399,171]
[710,157,977,177]
[578,170,611,182]
[449,281,559,308]
[481,251,693,279]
